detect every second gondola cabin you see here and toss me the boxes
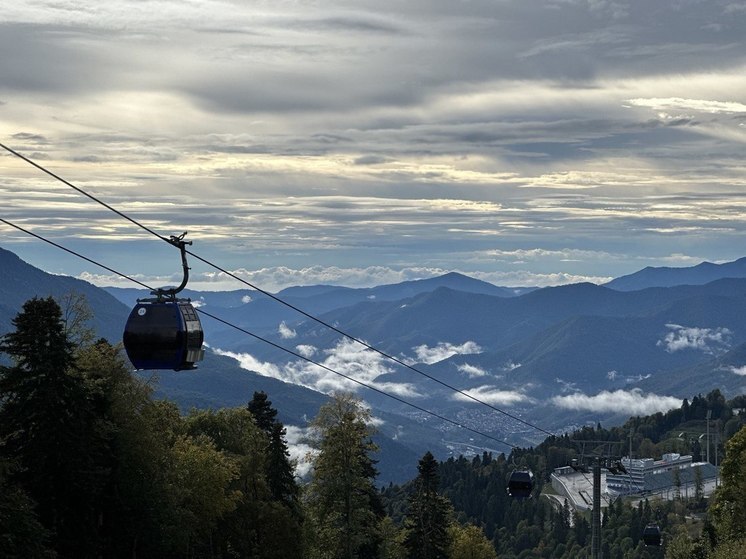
[123,300,204,371]
[642,524,662,547]
[507,470,534,499]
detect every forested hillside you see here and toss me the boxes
[2,297,746,558]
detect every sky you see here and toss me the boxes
[2,0,746,292]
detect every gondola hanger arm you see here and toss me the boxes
[154,232,192,300]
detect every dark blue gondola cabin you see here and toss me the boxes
[642,524,662,547]
[508,470,534,499]
[123,301,204,370]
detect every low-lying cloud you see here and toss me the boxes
[278,321,297,339]
[214,337,422,398]
[296,344,317,358]
[657,323,732,354]
[551,389,681,415]
[411,341,482,365]
[78,265,612,292]
[457,363,489,378]
[452,385,530,406]
[727,365,746,376]
[284,425,316,478]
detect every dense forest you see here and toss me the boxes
[2,296,746,558]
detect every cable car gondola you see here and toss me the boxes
[123,233,205,371]
[642,523,662,547]
[507,469,534,499]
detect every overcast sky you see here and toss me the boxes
[2,0,746,291]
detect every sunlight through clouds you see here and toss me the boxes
[2,0,746,289]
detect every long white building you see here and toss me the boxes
[606,453,718,495]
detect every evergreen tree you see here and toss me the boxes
[185,406,304,558]
[403,452,454,559]
[248,390,278,434]
[247,391,302,520]
[268,421,300,507]
[306,393,382,559]
[0,457,53,558]
[448,524,497,559]
[711,425,746,543]
[0,297,110,558]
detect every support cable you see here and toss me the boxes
[0,142,554,439]
[0,216,518,450]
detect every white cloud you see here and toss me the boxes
[213,338,422,398]
[452,385,530,406]
[551,389,681,415]
[284,425,316,478]
[212,348,284,379]
[457,363,489,378]
[241,294,253,304]
[6,0,746,302]
[367,416,385,427]
[371,382,422,398]
[79,265,614,291]
[627,97,746,115]
[657,323,732,354]
[278,321,297,339]
[555,378,579,394]
[727,365,746,376]
[295,344,317,358]
[411,341,482,365]
[485,248,618,262]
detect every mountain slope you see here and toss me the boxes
[0,247,130,342]
[606,256,746,291]
[636,341,746,397]
[248,279,746,359]
[106,272,526,335]
[156,350,452,483]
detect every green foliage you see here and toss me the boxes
[402,452,454,559]
[247,391,302,513]
[248,390,278,434]
[377,516,407,559]
[0,457,53,558]
[711,425,746,544]
[185,406,304,558]
[7,296,746,559]
[449,524,497,559]
[0,297,109,557]
[0,297,308,559]
[708,538,746,559]
[306,392,383,559]
[163,434,241,554]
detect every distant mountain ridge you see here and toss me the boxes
[105,272,531,344]
[5,243,746,477]
[0,247,129,342]
[606,256,746,291]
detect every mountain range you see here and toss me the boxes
[605,257,746,291]
[3,246,746,482]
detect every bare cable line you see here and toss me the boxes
[0,216,518,450]
[0,143,170,243]
[186,250,555,438]
[0,142,555,439]
[0,218,154,291]
[196,308,518,449]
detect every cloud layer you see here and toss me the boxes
[214,337,421,398]
[452,385,531,406]
[551,389,681,415]
[411,341,482,365]
[657,323,732,354]
[2,0,746,286]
